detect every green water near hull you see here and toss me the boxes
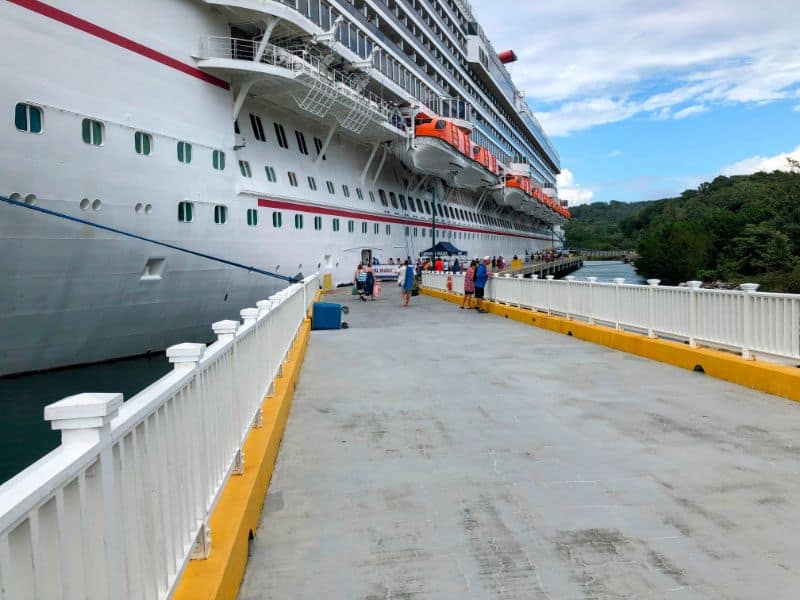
[0,354,171,484]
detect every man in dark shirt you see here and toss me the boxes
[474,257,490,312]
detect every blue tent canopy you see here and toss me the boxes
[420,242,467,257]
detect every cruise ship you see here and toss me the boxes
[1,0,567,376]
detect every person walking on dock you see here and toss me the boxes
[474,257,490,312]
[397,261,407,287]
[401,260,415,307]
[461,259,476,309]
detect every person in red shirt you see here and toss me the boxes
[434,257,444,272]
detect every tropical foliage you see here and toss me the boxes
[564,168,800,291]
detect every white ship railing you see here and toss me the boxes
[422,273,800,363]
[198,36,395,124]
[0,274,320,599]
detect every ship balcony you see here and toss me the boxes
[196,36,404,137]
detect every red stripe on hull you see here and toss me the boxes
[256,198,551,242]
[8,0,230,90]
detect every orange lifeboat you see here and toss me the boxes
[407,117,470,178]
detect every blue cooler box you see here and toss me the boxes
[312,302,343,330]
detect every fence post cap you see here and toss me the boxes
[687,280,703,289]
[740,283,760,292]
[167,342,206,368]
[516,274,524,279]
[45,393,122,424]
[212,320,239,337]
[647,279,661,286]
[613,277,626,285]
[587,277,598,283]
[256,299,272,312]
[240,307,259,322]
[546,275,555,280]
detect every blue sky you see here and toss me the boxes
[470,0,800,204]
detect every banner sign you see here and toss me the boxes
[373,264,399,280]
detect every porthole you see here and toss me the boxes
[92,199,102,211]
[9,192,22,201]
[135,203,144,214]
[80,198,90,210]
[144,204,152,214]
[24,194,37,205]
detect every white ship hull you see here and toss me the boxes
[1,0,560,375]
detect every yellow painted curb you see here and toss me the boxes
[422,287,800,403]
[174,290,321,600]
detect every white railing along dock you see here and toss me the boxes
[422,272,800,364]
[0,274,319,599]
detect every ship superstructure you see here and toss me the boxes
[1,0,568,375]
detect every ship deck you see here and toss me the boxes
[239,285,800,599]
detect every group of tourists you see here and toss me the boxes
[460,256,492,313]
[354,254,498,310]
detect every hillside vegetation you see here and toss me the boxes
[564,169,800,292]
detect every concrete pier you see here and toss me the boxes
[240,285,800,599]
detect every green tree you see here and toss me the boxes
[636,221,713,284]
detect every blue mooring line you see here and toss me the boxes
[0,195,298,283]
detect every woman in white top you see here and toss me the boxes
[397,263,407,287]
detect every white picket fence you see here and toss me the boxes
[423,272,800,364]
[0,274,319,600]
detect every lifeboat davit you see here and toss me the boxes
[453,143,501,191]
[407,116,470,178]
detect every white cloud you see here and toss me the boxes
[794,105,800,112]
[556,168,594,206]
[673,104,708,119]
[720,145,800,176]
[471,0,800,136]
[609,150,623,157]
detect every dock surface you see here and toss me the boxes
[240,285,800,599]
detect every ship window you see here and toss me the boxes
[422,228,426,237]
[399,195,407,210]
[378,190,388,206]
[177,141,192,163]
[313,137,326,160]
[333,218,340,232]
[434,120,446,131]
[385,224,391,235]
[424,200,431,214]
[417,198,424,212]
[413,227,418,237]
[369,191,375,203]
[234,120,240,134]
[348,220,354,233]
[326,181,335,194]
[213,150,225,170]
[81,118,104,145]
[250,114,266,142]
[214,205,228,224]
[265,166,277,182]
[247,208,258,227]
[294,214,303,229]
[448,206,455,218]
[272,211,282,228]
[178,201,194,223]
[133,131,153,156]
[15,103,42,133]
[314,216,322,230]
[342,185,350,198]
[288,171,298,187]
[295,130,309,155]
[373,223,379,234]
[239,160,252,178]
[356,188,363,200]
[320,3,330,29]
[308,176,317,191]
[274,123,288,148]
[361,222,368,234]
[389,192,398,209]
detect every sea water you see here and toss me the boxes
[0,354,171,483]
[568,260,644,284]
